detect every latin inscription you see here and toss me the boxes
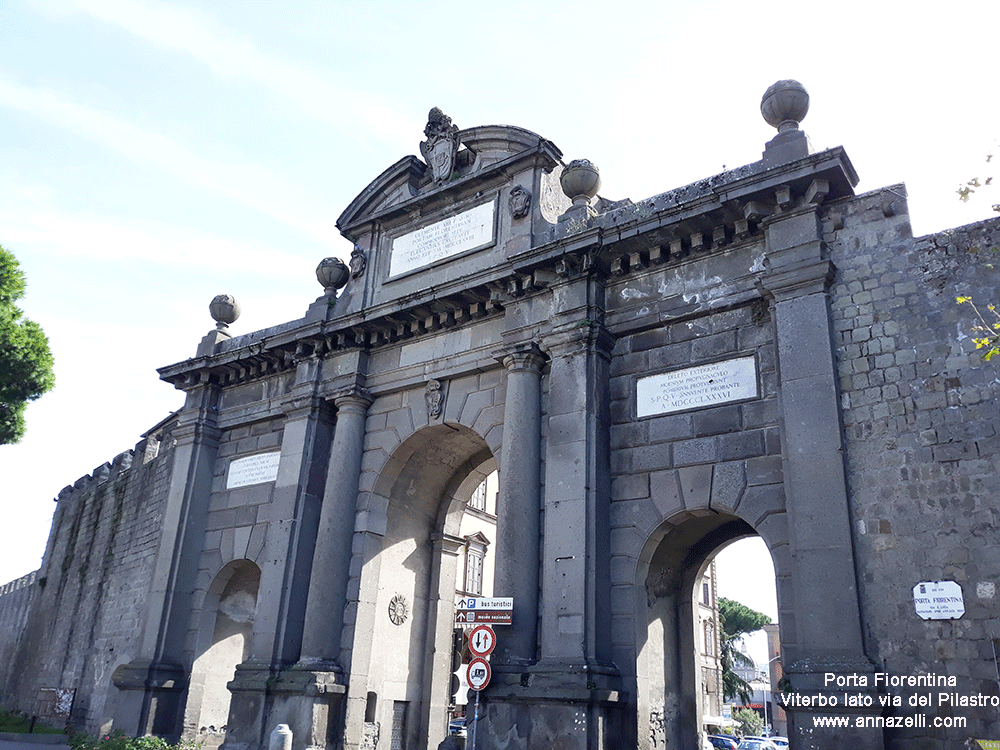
[227,451,281,489]
[636,357,758,417]
[390,201,495,277]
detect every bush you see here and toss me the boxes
[69,732,197,750]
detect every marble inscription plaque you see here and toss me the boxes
[636,356,758,417]
[227,451,281,489]
[390,200,495,277]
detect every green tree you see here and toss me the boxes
[719,597,771,704]
[0,246,55,444]
[732,706,764,737]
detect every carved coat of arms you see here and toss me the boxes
[419,107,460,184]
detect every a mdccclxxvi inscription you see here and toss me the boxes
[637,357,758,417]
[390,201,495,277]
[227,451,281,489]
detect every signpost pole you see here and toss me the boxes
[470,688,480,750]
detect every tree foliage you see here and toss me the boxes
[956,296,1000,361]
[956,141,999,214]
[719,597,771,704]
[732,706,764,737]
[0,245,55,444]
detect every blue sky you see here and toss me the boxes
[1,0,998,651]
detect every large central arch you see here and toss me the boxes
[346,423,497,750]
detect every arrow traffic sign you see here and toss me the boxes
[466,657,491,691]
[454,609,512,625]
[457,597,514,610]
[468,625,496,657]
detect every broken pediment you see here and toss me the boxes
[336,111,564,239]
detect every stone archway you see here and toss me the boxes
[345,423,496,750]
[635,512,778,750]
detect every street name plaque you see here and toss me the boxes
[390,200,495,277]
[636,356,758,417]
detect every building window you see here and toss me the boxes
[704,621,715,657]
[465,546,484,595]
[702,581,711,606]
[469,480,487,512]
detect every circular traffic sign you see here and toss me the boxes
[468,624,496,657]
[466,657,491,691]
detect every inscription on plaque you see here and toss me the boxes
[390,200,495,277]
[227,451,281,489]
[636,356,758,417]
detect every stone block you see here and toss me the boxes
[678,464,712,511]
[611,474,650,501]
[718,429,765,461]
[671,436,716,466]
[737,484,785,526]
[710,461,745,513]
[648,413,693,443]
[693,405,741,436]
[649,470,684,519]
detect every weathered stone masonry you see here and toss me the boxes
[2,85,999,750]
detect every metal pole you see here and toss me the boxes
[470,689,480,750]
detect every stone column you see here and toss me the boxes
[112,383,221,739]
[481,276,624,750]
[761,204,883,750]
[493,343,545,667]
[299,389,373,662]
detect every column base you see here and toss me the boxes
[110,660,187,738]
[780,657,885,750]
[222,662,346,750]
[470,661,627,750]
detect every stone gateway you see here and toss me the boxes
[1,87,999,750]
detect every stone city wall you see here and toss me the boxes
[2,427,176,734]
[0,570,39,686]
[828,190,1000,748]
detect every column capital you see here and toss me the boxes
[496,342,546,373]
[543,319,616,359]
[328,387,374,413]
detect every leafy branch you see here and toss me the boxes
[956,142,999,214]
[956,296,1000,361]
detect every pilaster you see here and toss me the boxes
[112,382,222,739]
[223,357,336,750]
[760,204,883,750]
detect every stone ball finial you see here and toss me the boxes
[209,294,241,330]
[560,159,601,207]
[316,257,350,295]
[761,80,809,133]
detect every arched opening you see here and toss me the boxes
[353,422,497,750]
[636,512,779,749]
[185,560,261,746]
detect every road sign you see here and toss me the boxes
[468,625,496,657]
[455,609,512,625]
[456,597,514,610]
[467,657,491,691]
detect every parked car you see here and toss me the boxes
[708,735,740,750]
[448,718,467,736]
[769,738,789,748]
[737,739,778,750]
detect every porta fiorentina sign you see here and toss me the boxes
[636,356,758,417]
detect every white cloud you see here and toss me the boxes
[0,75,341,243]
[31,0,414,147]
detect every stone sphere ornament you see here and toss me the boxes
[760,80,809,133]
[316,257,350,294]
[560,159,602,206]
[209,294,241,330]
